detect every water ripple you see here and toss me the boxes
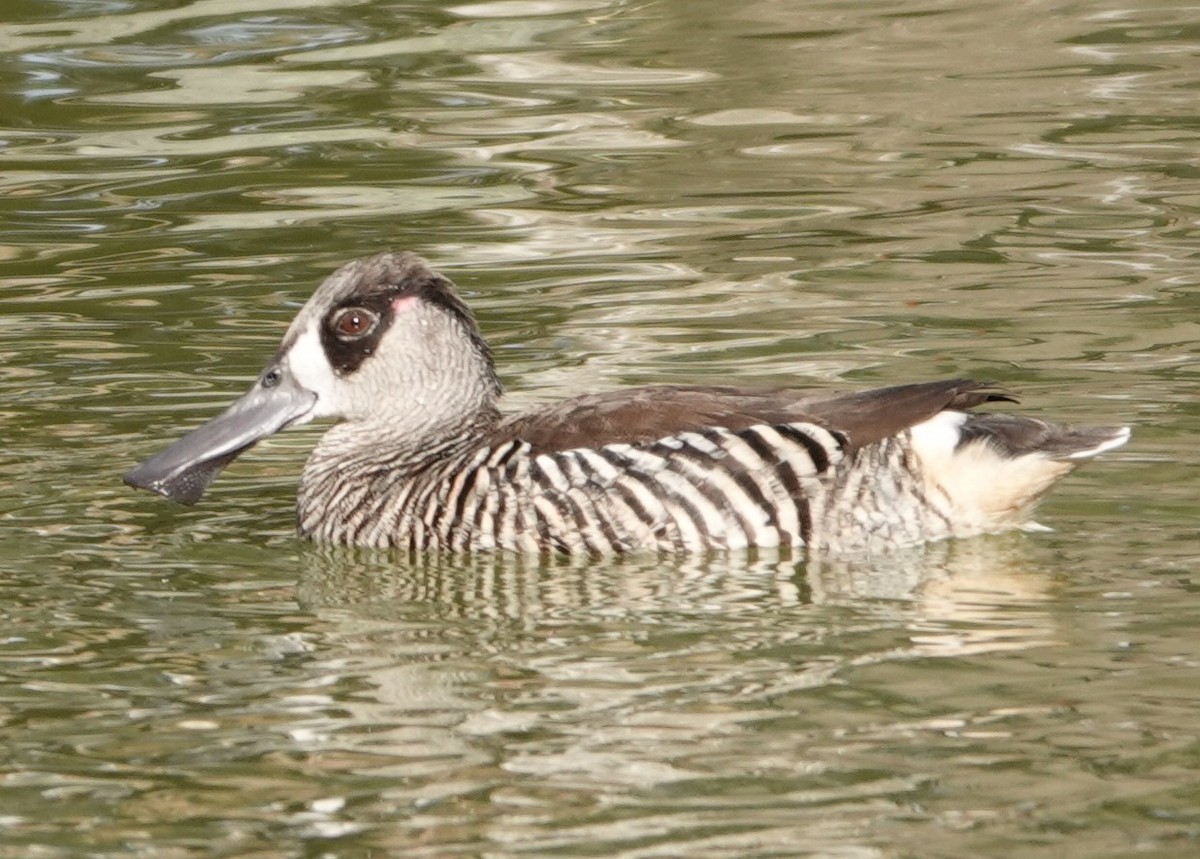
[0,0,1196,855]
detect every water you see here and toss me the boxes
[0,0,1196,855]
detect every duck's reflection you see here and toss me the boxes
[294,536,1059,703]
[297,537,1051,630]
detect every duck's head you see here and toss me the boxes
[124,252,501,504]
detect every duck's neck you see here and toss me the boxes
[306,403,504,478]
[296,404,504,542]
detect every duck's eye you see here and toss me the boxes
[331,307,378,340]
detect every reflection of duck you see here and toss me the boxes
[125,252,1129,554]
[295,536,1058,657]
[296,535,1044,608]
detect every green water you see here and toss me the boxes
[0,0,1196,856]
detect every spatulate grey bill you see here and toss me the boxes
[125,251,1130,555]
[123,363,317,505]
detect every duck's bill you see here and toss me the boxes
[124,378,316,505]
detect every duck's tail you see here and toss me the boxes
[910,411,1130,535]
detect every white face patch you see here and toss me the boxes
[285,321,342,419]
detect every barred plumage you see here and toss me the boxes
[296,422,852,553]
[125,252,1131,555]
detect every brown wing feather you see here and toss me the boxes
[494,379,1014,453]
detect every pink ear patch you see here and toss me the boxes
[391,295,418,313]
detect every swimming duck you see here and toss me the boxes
[125,252,1130,554]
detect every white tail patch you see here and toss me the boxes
[908,411,1103,536]
[1065,425,1131,460]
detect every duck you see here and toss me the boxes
[124,252,1130,555]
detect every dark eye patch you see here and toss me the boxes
[314,263,481,378]
[320,293,395,375]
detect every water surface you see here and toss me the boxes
[0,0,1196,856]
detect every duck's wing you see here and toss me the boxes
[496,379,1014,454]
